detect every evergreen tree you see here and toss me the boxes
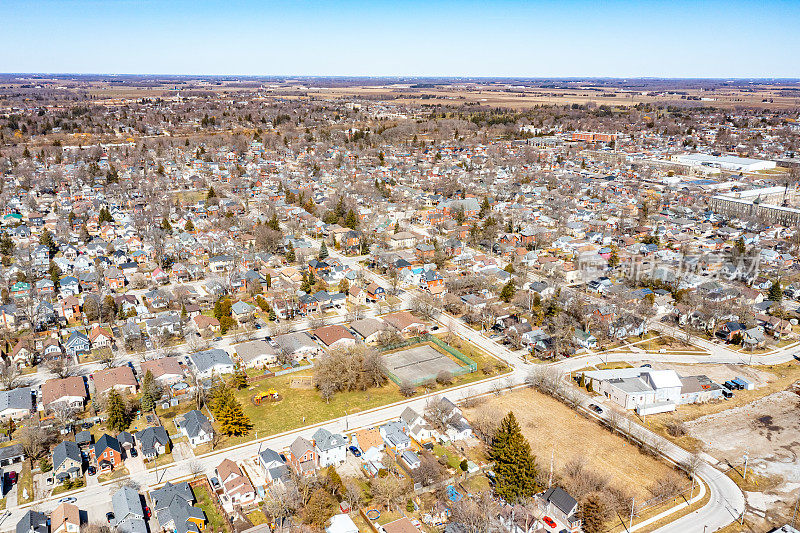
[267,213,280,231]
[207,186,217,199]
[268,307,277,321]
[344,209,358,229]
[49,261,61,291]
[140,370,160,412]
[318,240,329,260]
[488,412,538,502]
[184,219,195,232]
[480,196,490,218]
[80,224,90,243]
[286,241,295,263]
[229,371,248,390]
[768,280,783,302]
[581,493,607,533]
[217,398,252,436]
[608,248,620,268]
[500,280,516,303]
[161,217,172,232]
[39,228,57,254]
[106,390,129,432]
[734,237,746,255]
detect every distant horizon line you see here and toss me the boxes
[4,73,800,82]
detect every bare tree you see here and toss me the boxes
[46,357,76,379]
[0,363,22,390]
[449,492,500,533]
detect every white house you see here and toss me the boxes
[312,428,348,468]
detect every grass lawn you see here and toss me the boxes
[146,452,175,469]
[432,444,463,470]
[196,374,407,452]
[725,466,782,492]
[246,510,268,525]
[18,464,33,504]
[464,388,677,501]
[0,498,5,510]
[193,484,230,532]
[52,477,86,495]
[607,477,710,533]
[98,466,129,483]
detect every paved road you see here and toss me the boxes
[12,252,797,531]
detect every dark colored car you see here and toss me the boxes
[210,477,221,490]
[8,471,17,484]
[129,448,138,458]
[588,403,603,414]
[106,512,115,523]
[348,446,361,457]
[87,465,97,476]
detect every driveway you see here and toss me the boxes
[125,452,146,477]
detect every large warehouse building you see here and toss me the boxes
[674,153,777,172]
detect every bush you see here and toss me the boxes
[399,381,416,397]
[665,418,687,437]
[435,370,453,385]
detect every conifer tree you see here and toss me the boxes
[106,390,129,432]
[319,240,329,260]
[489,412,538,502]
[217,398,252,436]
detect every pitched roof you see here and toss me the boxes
[313,325,355,347]
[42,376,87,406]
[92,365,137,393]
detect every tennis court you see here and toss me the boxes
[382,344,463,385]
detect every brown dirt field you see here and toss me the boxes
[464,388,675,500]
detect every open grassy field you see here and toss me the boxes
[463,388,675,500]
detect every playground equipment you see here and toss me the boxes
[366,509,381,521]
[253,388,279,405]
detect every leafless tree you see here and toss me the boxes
[412,453,445,487]
[46,357,76,379]
[0,363,22,390]
[449,492,500,533]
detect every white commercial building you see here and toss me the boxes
[583,368,683,414]
[674,153,776,173]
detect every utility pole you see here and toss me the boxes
[629,497,635,530]
[548,445,554,488]
[743,452,749,481]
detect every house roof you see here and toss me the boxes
[177,410,212,438]
[140,356,183,379]
[136,426,169,455]
[312,428,347,452]
[42,376,87,406]
[189,348,234,373]
[349,318,385,339]
[53,440,81,470]
[0,387,33,413]
[353,428,383,452]
[94,433,121,456]
[383,311,424,332]
[92,365,137,394]
[112,485,145,521]
[541,486,578,516]
[234,340,277,363]
[51,502,80,529]
[313,325,355,347]
[16,510,48,533]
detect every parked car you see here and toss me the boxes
[59,497,77,504]
[210,477,221,490]
[543,516,557,528]
[588,403,603,414]
[87,465,97,476]
[348,446,362,457]
[129,448,138,458]
[7,472,17,485]
[106,512,115,523]
[144,506,151,519]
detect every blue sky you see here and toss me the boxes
[3,0,799,77]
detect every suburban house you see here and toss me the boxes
[53,440,83,481]
[351,427,385,461]
[150,481,206,533]
[380,420,412,451]
[313,325,357,350]
[188,348,235,379]
[42,376,88,412]
[88,325,114,349]
[435,397,474,441]
[399,407,434,442]
[234,339,278,368]
[215,458,256,506]
[92,365,138,395]
[140,356,185,386]
[273,331,321,361]
[0,387,34,421]
[92,433,123,472]
[312,428,348,467]
[176,410,214,447]
[51,502,81,533]
[112,485,147,533]
[16,510,49,533]
[349,318,386,344]
[136,426,170,458]
[288,436,318,477]
[65,331,91,356]
[536,487,581,533]
[383,311,426,336]
[258,448,290,485]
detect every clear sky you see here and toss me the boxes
[3,0,799,77]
